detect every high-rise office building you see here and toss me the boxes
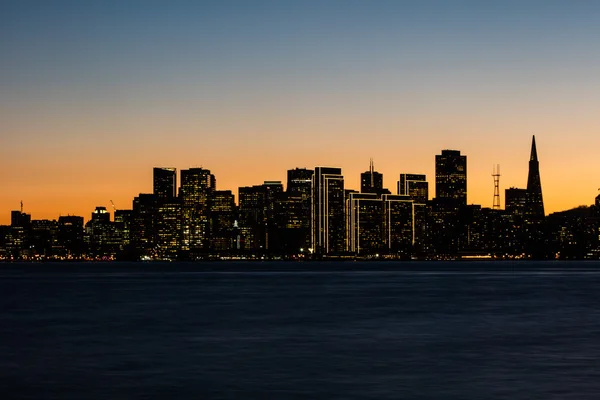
[311,167,345,254]
[153,167,177,201]
[57,215,84,257]
[11,210,31,228]
[86,206,119,257]
[156,199,181,259]
[360,159,384,194]
[131,193,158,254]
[382,195,415,253]
[238,185,267,250]
[346,192,384,254]
[114,209,132,247]
[238,181,283,251]
[30,219,59,258]
[180,168,215,252]
[505,187,528,218]
[435,150,467,207]
[525,135,545,220]
[210,190,236,250]
[278,168,314,252]
[287,168,313,198]
[398,173,429,203]
[91,206,110,223]
[263,181,284,251]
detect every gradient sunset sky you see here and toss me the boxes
[2,0,600,223]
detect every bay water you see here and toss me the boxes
[1,261,600,399]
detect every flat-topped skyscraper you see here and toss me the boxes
[398,173,428,203]
[435,150,467,207]
[311,167,345,254]
[153,167,177,200]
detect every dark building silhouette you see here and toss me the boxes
[238,181,283,251]
[525,135,545,220]
[57,215,84,257]
[8,210,31,258]
[30,219,59,258]
[210,190,237,251]
[238,185,267,250]
[287,168,313,197]
[153,167,177,200]
[91,206,110,223]
[276,168,313,252]
[263,181,284,250]
[505,187,528,218]
[398,173,428,203]
[383,195,419,255]
[360,159,385,195]
[311,167,345,254]
[85,206,121,257]
[11,210,31,228]
[114,209,132,248]
[435,150,467,207]
[131,193,158,256]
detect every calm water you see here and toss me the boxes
[2,261,600,399]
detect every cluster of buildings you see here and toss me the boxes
[2,136,600,261]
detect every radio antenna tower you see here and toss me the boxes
[492,165,501,209]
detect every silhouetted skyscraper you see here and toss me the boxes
[276,168,314,253]
[287,168,313,197]
[398,173,428,203]
[505,187,528,218]
[155,199,181,259]
[346,192,383,254]
[360,159,384,194]
[179,168,215,252]
[382,194,415,253]
[525,135,545,220]
[311,167,345,254]
[238,184,267,250]
[57,215,84,257]
[435,150,467,207]
[153,167,177,200]
[210,190,236,250]
[131,194,157,255]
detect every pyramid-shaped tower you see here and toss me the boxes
[525,135,545,220]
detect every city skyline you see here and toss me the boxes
[1,135,597,224]
[1,137,598,224]
[3,134,600,261]
[3,1,600,223]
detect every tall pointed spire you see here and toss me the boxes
[530,135,538,161]
[526,135,544,219]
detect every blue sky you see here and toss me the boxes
[2,0,600,220]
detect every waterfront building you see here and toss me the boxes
[179,168,215,252]
[398,173,429,204]
[153,167,177,201]
[346,192,384,254]
[435,150,467,208]
[311,167,345,254]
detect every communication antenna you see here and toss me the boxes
[370,158,374,187]
[20,200,23,213]
[492,165,501,209]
